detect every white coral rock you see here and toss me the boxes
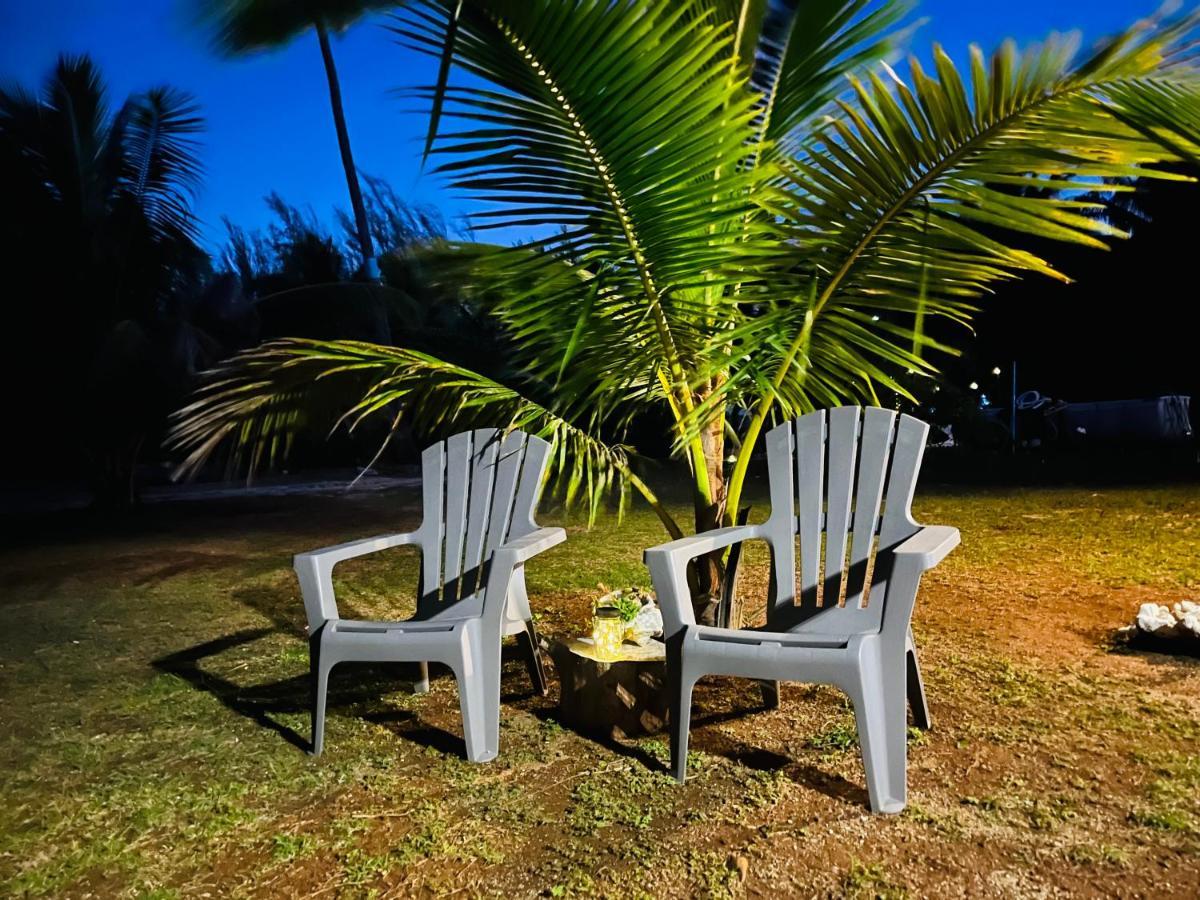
[626,602,664,646]
[1137,602,1178,635]
[1177,608,1200,638]
[1172,600,1199,619]
[1166,601,1200,638]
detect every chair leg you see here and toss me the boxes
[515,619,548,696]
[413,661,430,695]
[906,628,931,730]
[849,640,908,814]
[459,625,502,763]
[759,680,781,710]
[666,632,694,783]
[309,626,331,757]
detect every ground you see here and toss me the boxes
[1,481,1198,898]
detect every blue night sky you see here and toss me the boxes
[1,1,1157,254]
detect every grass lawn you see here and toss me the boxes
[1,480,1198,897]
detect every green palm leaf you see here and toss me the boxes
[394,0,779,366]
[393,0,798,502]
[170,1,1200,551]
[751,0,914,157]
[760,23,1198,399]
[719,12,1200,516]
[166,338,646,527]
[1097,79,1200,166]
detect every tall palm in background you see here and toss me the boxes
[1,55,215,504]
[171,0,1200,612]
[0,56,205,315]
[196,0,399,274]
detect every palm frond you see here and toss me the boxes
[36,55,125,225]
[753,0,913,158]
[166,338,636,524]
[699,0,770,68]
[1097,79,1200,166]
[393,0,783,381]
[710,14,1200,431]
[410,241,671,434]
[122,87,204,241]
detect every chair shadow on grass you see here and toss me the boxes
[699,727,872,808]
[664,677,875,808]
[524,657,777,775]
[152,628,549,758]
[153,629,870,807]
[524,673,869,807]
[526,705,663,773]
[152,628,312,751]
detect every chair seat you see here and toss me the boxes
[689,624,849,649]
[411,595,486,623]
[330,617,468,633]
[410,592,531,636]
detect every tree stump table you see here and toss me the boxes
[546,637,668,739]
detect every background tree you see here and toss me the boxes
[217,181,471,349]
[195,0,401,274]
[0,55,232,506]
[170,1,1200,616]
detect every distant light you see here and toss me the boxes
[980,393,990,407]
[968,381,979,390]
[871,315,880,321]
[932,386,940,392]
[991,366,1002,376]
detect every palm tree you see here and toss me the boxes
[0,57,204,293]
[0,54,207,366]
[1,55,210,504]
[169,1,1200,612]
[196,0,400,274]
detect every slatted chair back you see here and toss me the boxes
[759,406,930,635]
[412,429,552,613]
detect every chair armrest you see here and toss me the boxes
[878,525,959,640]
[494,526,567,565]
[481,527,566,626]
[893,525,960,571]
[294,531,425,633]
[643,524,763,565]
[296,531,425,567]
[643,523,763,638]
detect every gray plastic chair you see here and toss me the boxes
[295,428,565,762]
[645,407,958,813]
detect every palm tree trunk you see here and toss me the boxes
[315,19,375,274]
[690,401,728,624]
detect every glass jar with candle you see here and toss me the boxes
[591,605,625,661]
